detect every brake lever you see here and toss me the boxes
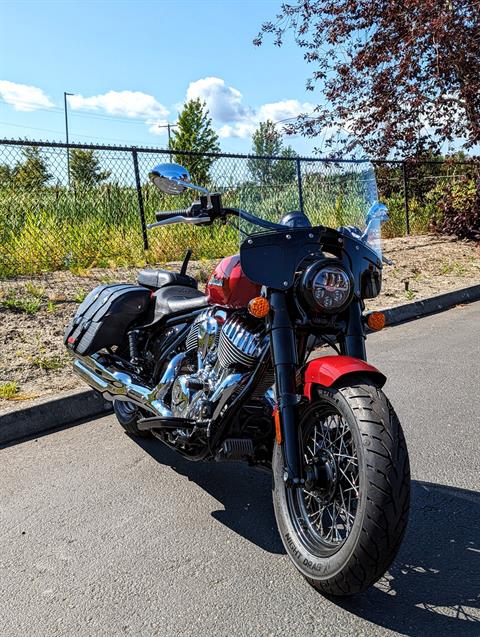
[147,215,211,230]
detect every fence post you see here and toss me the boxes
[402,161,410,235]
[296,158,304,214]
[132,148,149,251]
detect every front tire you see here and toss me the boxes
[272,378,410,596]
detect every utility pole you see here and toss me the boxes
[64,92,74,186]
[157,122,178,161]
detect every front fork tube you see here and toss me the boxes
[268,291,304,487]
[343,299,367,361]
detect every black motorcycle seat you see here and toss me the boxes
[137,268,198,290]
[153,285,208,320]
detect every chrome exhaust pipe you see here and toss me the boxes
[72,352,186,417]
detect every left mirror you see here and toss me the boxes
[149,163,191,195]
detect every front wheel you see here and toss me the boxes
[272,378,410,596]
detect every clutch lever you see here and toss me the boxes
[147,215,211,230]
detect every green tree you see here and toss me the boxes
[274,146,298,185]
[169,98,220,185]
[14,147,51,189]
[248,120,297,185]
[251,120,283,158]
[70,149,111,188]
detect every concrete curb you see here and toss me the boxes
[0,389,112,446]
[2,283,480,446]
[372,282,480,327]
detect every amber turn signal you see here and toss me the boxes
[367,311,386,331]
[273,407,282,445]
[248,296,270,318]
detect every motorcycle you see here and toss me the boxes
[65,162,410,596]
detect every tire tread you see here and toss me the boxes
[307,380,410,596]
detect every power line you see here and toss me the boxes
[0,96,168,126]
[0,120,158,146]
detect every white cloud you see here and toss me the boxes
[258,99,314,125]
[218,122,256,139]
[183,77,314,139]
[186,77,253,123]
[0,80,54,112]
[69,90,169,120]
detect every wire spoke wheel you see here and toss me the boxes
[272,380,410,595]
[286,409,359,557]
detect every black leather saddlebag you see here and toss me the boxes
[64,284,151,356]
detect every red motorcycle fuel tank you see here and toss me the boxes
[206,254,261,309]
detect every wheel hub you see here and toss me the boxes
[287,411,360,553]
[305,449,338,502]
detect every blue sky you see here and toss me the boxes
[0,0,321,155]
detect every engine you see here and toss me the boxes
[169,308,266,421]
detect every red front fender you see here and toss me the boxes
[303,355,386,400]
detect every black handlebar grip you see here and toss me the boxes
[155,210,186,221]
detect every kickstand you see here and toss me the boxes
[180,249,192,276]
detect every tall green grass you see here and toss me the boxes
[0,184,239,276]
[0,179,424,278]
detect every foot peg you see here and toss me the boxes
[215,438,254,462]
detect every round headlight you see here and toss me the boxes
[300,261,353,313]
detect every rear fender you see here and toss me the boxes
[303,355,386,400]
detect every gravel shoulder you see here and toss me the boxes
[1,234,479,410]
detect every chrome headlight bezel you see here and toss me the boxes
[299,259,354,314]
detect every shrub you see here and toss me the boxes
[0,291,42,314]
[381,193,435,238]
[0,382,19,399]
[436,175,480,241]
[381,193,407,237]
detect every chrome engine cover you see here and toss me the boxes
[217,315,264,368]
[177,311,266,421]
[185,308,224,363]
[171,375,195,418]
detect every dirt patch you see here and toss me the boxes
[1,235,479,410]
[365,235,480,310]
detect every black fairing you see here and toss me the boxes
[64,284,151,355]
[239,226,382,298]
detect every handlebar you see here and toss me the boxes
[228,208,286,231]
[148,195,286,232]
[146,202,212,230]
[147,192,390,268]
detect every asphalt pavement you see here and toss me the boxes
[1,301,479,636]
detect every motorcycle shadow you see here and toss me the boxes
[337,480,480,636]
[135,436,286,555]
[133,438,480,634]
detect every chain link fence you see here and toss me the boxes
[0,139,477,278]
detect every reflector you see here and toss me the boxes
[367,311,386,331]
[273,407,282,444]
[248,296,270,318]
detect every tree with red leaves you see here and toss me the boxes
[255,1,480,157]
